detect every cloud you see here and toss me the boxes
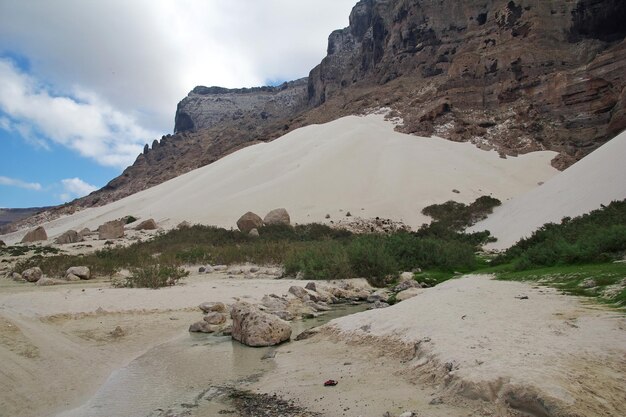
[0,1,356,133]
[0,58,159,168]
[0,175,42,191]
[61,177,98,197]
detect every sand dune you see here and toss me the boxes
[2,114,559,244]
[471,130,626,249]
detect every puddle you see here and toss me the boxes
[55,303,368,417]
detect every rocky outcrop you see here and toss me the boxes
[174,79,308,133]
[230,301,292,347]
[21,226,47,243]
[307,0,626,167]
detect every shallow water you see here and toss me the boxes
[55,303,368,417]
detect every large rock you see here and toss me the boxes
[396,287,425,302]
[36,277,55,286]
[135,218,157,230]
[22,267,43,282]
[236,212,263,233]
[66,266,90,280]
[98,220,125,239]
[21,226,47,243]
[78,228,92,238]
[263,208,290,226]
[230,302,292,347]
[203,312,227,325]
[54,230,83,244]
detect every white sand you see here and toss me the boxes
[1,114,558,244]
[471,130,626,249]
[273,275,625,416]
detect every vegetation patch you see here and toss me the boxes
[124,265,189,289]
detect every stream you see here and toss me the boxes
[55,303,368,417]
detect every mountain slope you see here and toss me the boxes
[2,115,558,244]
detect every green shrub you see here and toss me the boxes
[125,215,138,224]
[347,235,398,286]
[284,242,352,280]
[125,265,189,289]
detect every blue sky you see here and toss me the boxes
[0,0,355,208]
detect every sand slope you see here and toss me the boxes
[1,114,558,244]
[471,130,626,249]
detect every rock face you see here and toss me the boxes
[263,208,291,226]
[54,230,83,244]
[174,79,308,134]
[236,212,263,233]
[134,218,157,230]
[21,226,47,243]
[307,0,626,167]
[98,220,125,239]
[230,302,292,347]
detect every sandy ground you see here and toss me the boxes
[471,130,626,249]
[0,114,558,245]
[1,273,625,417]
[257,275,626,417]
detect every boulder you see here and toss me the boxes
[135,218,157,230]
[0,240,5,247]
[399,272,414,282]
[199,301,226,313]
[9,272,24,281]
[21,226,47,243]
[230,301,292,347]
[54,230,83,244]
[203,312,227,325]
[396,287,425,302]
[263,208,290,226]
[66,266,90,280]
[236,212,263,233]
[367,290,390,303]
[261,294,289,311]
[270,310,294,321]
[394,279,422,292]
[368,300,390,309]
[288,286,310,301]
[248,228,260,237]
[98,220,125,239]
[36,277,55,286]
[305,281,317,292]
[189,321,219,333]
[22,267,43,282]
[65,273,81,282]
[78,228,92,238]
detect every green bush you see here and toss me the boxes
[125,265,189,289]
[284,242,352,280]
[347,235,398,286]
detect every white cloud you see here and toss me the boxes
[61,177,98,198]
[0,175,42,191]
[0,0,356,133]
[0,58,159,168]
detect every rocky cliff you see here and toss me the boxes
[4,0,626,232]
[308,0,626,167]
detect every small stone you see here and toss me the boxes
[213,265,228,271]
[368,300,390,309]
[36,277,55,286]
[65,273,81,282]
[305,282,316,291]
[10,272,24,281]
[110,326,125,338]
[248,228,260,237]
[580,278,597,288]
[189,321,219,333]
[199,302,226,313]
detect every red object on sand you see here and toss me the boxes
[324,379,338,386]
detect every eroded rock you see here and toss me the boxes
[230,301,291,347]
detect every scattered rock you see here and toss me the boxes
[261,294,290,311]
[580,278,597,288]
[261,349,277,360]
[36,277,55,286]
[177,221,191,229]
[230,301,292,347]
[203,312,227,325]
[249,228,260,237]
[98,220,125,239]
[135,218,157,230]
[288,285,310,301]
[65,273,81,282]
[189,321,219,333]
[270,310,294,321]
[399,412,416,417]
[394,279,422,292]
[22,267,43,282]
[305,281,317,292]
[396,287,424,302]
[78,228,92,238]
[249,266,260,273]
[368,300,390,309]
[263,208,290,226]
[294,327,320,341]
[213,265,228,272]
[66,266,90,280]
[9,272,24,281]
[21,226,47,243]
[399,271,414,281]
[110,326,125,338]
[0,240,6,247]
[236,212,263,233]
[54,230,83,244]
[198,266,206,273]
[367,290,390,303]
